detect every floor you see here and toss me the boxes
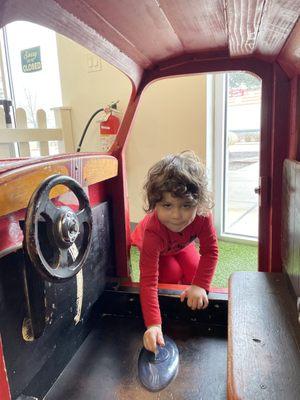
[45,315,227,400]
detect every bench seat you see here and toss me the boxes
[228,272,300,400]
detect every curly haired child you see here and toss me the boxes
[131,151,219,353]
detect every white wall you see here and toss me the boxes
[56,34,132,152]
[126,75,207,223]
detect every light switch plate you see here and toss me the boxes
[87,54,102,72]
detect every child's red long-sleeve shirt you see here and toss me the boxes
[131,211,218,327]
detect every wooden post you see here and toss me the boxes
[16,108,31,157]
[0,107,15,158]
[37,109,49,156]
[52,107,74,153]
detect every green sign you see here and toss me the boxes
[21,46,42,73]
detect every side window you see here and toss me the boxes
[0,21,131,158]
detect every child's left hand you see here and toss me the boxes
[180,285,209,310]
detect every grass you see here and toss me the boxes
[130,240,258,288]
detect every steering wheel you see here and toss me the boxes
[23,174,93,282]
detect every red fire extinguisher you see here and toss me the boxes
[100,106,120,135]
[76,100,120,152]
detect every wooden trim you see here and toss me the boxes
[83,157,117,185]
[0,154,118,217]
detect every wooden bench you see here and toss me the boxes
[228,271,300,400]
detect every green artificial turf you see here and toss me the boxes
[130,240,257,288]
[211,240,257,288]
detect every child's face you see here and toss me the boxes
[155,192,198,233]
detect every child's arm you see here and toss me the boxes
[139,231,165,352]
[181,214,218,309]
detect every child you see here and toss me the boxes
[131,151,218,353]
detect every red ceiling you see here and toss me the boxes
[0,0,300,84]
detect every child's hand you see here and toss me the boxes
[143,325,165,353]
[180,285,209,310]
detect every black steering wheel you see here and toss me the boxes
[23,174,93,282]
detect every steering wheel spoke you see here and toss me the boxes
[76,208,91,225]
[42,200,59,223]
[58,248,69,269]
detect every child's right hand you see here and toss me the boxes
[143,325,165,353]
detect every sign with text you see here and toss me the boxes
[21,46,42,73]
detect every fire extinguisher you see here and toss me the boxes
[76,100,119,152]
[100,107,120,135]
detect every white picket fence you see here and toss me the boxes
[0,106,74,158]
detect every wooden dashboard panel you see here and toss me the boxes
[0,153,118,217]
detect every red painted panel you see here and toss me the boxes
[108,92,141,277]
[55,0,183,67]
[88,182,108,206]
[269,64,292,272]
[0,211,24,255]
[54,0,151,68]
[157,0,227,52]
[287,77,299,159]
[255,0,300,59]
[107,152,132,277]
[296,79,300,160]
[227,0,265,56]
[81,0,184,62]
[0,337,11,400]
[278,20,300,78]
[110,92,140,155]
[2,0,300,82]
[258,70,274,272]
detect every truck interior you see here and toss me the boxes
[0,1,300,399]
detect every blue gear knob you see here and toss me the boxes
[138,335,179,392]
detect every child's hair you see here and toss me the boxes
[144,150,214,215]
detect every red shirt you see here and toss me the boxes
[131,211,218,327]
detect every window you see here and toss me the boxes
[214,72,262,241]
